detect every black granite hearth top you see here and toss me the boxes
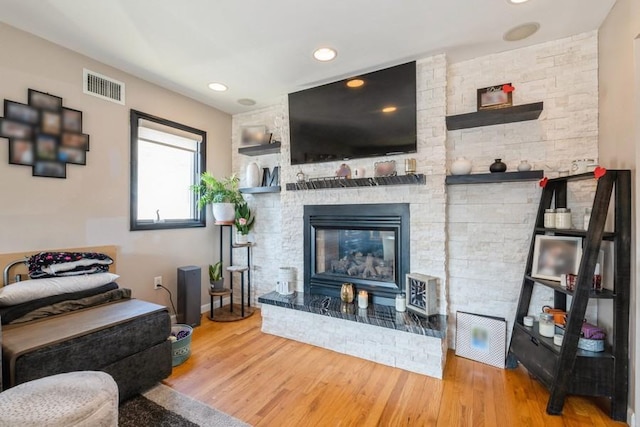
[258,291,447,339]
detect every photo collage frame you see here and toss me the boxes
[0,89,90,178]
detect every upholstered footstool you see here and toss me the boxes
[0,371,118,427]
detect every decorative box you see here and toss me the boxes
[578,337,605,352]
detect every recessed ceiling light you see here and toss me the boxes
[507,0,530,4]
[237,98,256,106]
[346,79,365,88]
[503,22,540,41]
[313,47,337,62]
[382,106,397,113]
[208,82,228,92]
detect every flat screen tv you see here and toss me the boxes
[288,61,417,165]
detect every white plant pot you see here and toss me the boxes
[211,203,235,224]
[235,232,249,245]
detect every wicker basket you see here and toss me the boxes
[170,324,193,366]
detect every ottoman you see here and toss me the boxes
[0,371,118,427]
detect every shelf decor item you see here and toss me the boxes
[245,162,261,187]
[340,283,354,303]
[517,160,532,172]
[477,83,514,110]
[455,311,507,369]
[240,125,268,147]
[531,235,582,282]
[234,202,254,243]
[405,273,437,317]
[374,160,397,177]
[191,172,243,224]
[489,159,507,173]
[451,157,472,175]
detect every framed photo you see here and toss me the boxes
[531,235,583,281]
[41,111,62,135]
[374,160,397,177]
[28,89,62,111]
[9,139,34,166]
[62,132,90,151]
[62,108,83,132]
[477,83,513,110]
[35,134,58,161]
[406,273,438,317]
[455,311,507,369]
[241,125,267,146]
[4,100,39,125]
[58,146,86,165]
[33,161,66,179]
[0,118,32,139]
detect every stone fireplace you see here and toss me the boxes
[304,203,410,305]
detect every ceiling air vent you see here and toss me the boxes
[83,69,125,105]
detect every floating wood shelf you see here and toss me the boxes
[446,102,543,130]
[286,174,426,191]
[238,142,281,156]
[239,186,281,194]
[445,170,543,185]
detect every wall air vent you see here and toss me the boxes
[83,69,125,105]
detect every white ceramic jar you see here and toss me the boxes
[517,160,532,172]
[539,313,555,338]
[544,209,556,228]
[246,162,261,187]
[555,208,572,229]
[451,157,472,175]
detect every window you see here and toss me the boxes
[130,110,206,230]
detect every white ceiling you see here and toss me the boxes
[0,0,616,115]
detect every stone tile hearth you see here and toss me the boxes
[259,292,448,379]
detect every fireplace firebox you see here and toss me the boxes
[304,204,410,305]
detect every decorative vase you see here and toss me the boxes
[246,162,261,187]
[517,160,532,172]
[340,283,354,303]
[451,157,472,175]
[489,158,507,173]
[235,232,249,245]
[211,203,235,224]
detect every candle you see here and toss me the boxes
[395,293,406,312]
[358,290,368,309]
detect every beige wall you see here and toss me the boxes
[598,0,640,421]
[0,23,232,309]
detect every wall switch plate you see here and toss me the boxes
[154,276,162,290]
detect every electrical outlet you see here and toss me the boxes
[153,276,162,290]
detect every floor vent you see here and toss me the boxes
[83,69,125,105]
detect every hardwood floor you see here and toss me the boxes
[165,311,627,427]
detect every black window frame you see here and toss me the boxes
[130,110,207,231]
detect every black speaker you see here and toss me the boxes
[177,266,201,327]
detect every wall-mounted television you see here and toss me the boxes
[288,61,417,165]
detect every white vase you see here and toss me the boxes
[211,203,235,224]
[451,157,472,175]
[246,162,261,187]
[517,160,532,172]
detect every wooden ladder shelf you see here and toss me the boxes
[507,170,631,421]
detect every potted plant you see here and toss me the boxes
[234,202,255,244]
[209,261,224,290]
[191,172,243,223]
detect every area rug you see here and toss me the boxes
[119,384,250,427]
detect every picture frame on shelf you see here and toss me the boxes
[405,273,437,317]
[477,83,513,111]
[241,125,268,146]
[374,160,397,177]
[531,235,583,282]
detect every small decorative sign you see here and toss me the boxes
[477,83,514,111]
[1,89,89,178]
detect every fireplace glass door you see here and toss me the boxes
[315,229,396,283]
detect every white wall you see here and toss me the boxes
[0,23,232,309]
[599,0,640,421]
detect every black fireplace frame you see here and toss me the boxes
[304,203,410,306]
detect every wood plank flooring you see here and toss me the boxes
[165,310,627,427]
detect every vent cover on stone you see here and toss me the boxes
[83,69,125,105]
